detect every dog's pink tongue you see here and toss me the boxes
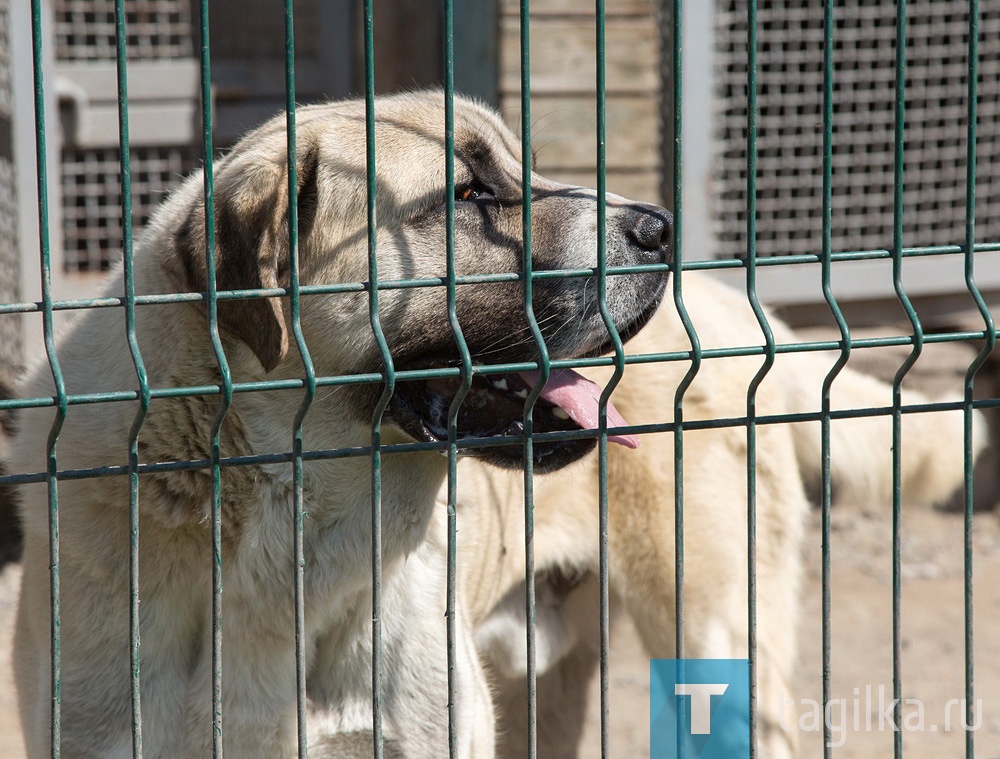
[519,369,639,449]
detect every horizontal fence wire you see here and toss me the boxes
[4,396,995,490]
[2,328,994,416]
[6,242,1000,316]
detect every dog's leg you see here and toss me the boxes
[180,589,299,758]
[606,424,803,759]
[307,541,495,759]
[483,573,601,759]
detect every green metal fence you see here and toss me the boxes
[1,0,998,758]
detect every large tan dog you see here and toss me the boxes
[456,271,981,758]
[10,92,670,758]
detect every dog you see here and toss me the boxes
[453,271,982,758]
[10,91,671,758]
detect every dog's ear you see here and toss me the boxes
[168,145,320,372]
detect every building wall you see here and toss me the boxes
[497,0,663,205]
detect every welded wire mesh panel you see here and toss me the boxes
[4,1,996,758]
[53,0,193,61]
[714,0,1000,259]
[60,146,197,272]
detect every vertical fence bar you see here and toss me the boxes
[29,2,67,755]
[743,3,775,756]
[593,4,625,758]
[667,2,700,755]
[113,3,149,756]
[441,4,472,757]
[818,3,850,758]
[361,3,394,756]
[889,4,922,757]
[195,2,231,754]
[962,3,993,757]
[518,3,542,757]
[282,2,316,756]
[668,0,699,665]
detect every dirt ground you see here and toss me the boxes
[573,505,1000,759]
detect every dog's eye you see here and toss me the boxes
[456,180,495,203]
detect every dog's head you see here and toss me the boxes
[164,91,671,471]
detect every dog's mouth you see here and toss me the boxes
[389,366,638,471]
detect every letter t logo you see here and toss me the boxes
[674,683,730,735]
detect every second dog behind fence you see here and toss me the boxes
[461,271,982,758]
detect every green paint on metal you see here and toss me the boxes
[30,0,67,755]
[818,3,851,758]
[113,2,149,756]
[889,6,922,758]
[518,4,542,758]
[594,4,623,757]
[669,0,694,669]
[282,2,316,756]
[962,4,993,758]
[194,1,230,754]
[361,3,394,757]
[743,4,778,756]
[442,3,474,757]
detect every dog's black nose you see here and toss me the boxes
[628,204,673,263]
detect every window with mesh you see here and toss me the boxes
[714,0,1000,260]
[53,0,193,61]
[61,147,197,273]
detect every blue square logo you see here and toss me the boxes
[650,659,751,759]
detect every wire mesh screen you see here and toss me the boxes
[60,146,197,272]
[714,0,1000,259]
[53,0,193,61]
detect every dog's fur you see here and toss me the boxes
[10,89,979,759]
[10,92,670,758]
[456,271,983,758]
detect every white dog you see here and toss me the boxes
[455,271,982,758]
[11,91,670,758]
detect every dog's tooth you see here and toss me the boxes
[513,388,529,399]
[492,378,508,391]
[552,407,571,421]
